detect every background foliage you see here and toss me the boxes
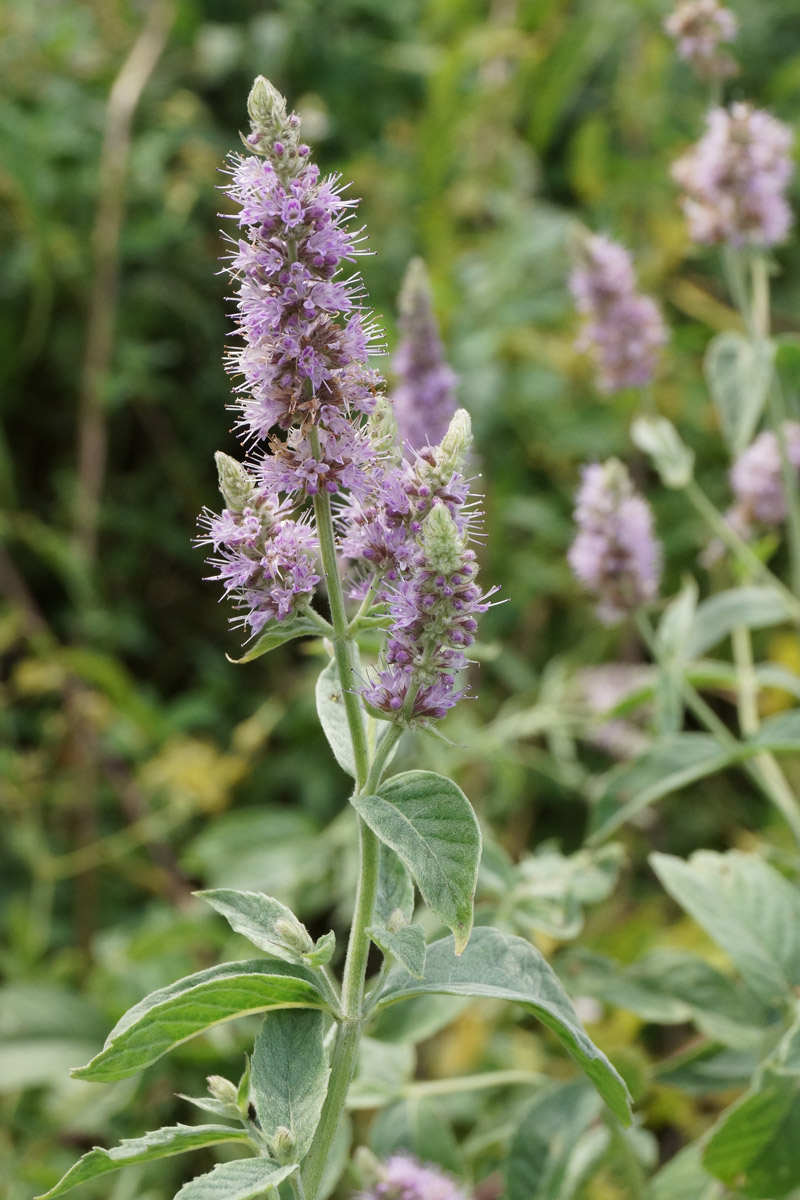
[3,1,800,1197]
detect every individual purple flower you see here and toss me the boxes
[725,421,800,537]
[361,1155,470,1200]
[672,103,794,248]
[362,501,495,724]
[568,459,662,623]
[569,233,667,394]
[664,0,738,78]
[391,258,458,454]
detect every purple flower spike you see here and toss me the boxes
[726,421,800,537]
[391,258,458,454]
[362,501,495,724]
[672,103,794,248]
[362,1155,470,1200]
[568,459,662,624]
[569,234,667,394]
[664,0,738,78]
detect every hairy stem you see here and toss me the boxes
[303,440,405,1197]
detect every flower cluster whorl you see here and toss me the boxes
[362,503,493,723]
[362,1155,470,1200]
[391,257,458,454]
[664,0,738,78]
[568,459,662,624]
[726,421,800,537]
[672,103,795,248]
[569,233,667,394]
[199,489,319,635]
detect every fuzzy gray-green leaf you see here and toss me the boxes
[35,1125,252,1199]
[174,1158,297,1200]
[374,927,631,1124]
[71,960,329,1082]
[251,1009,330,1161]
[367,923,427,979]
[352,770,481,954]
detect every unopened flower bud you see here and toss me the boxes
[273,917,314,955]
[247,76,286,134]
[437,409,472,474]
[207,1074,239,1110]
[421,504,464,576]
[353,1146,385,1187]
[268,1125,298,1164]
[387,907,407,933]
[215,452,254,512]
[368,397,402,463]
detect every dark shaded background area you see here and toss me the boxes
[3,1,800,1196]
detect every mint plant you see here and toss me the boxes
[37,78,630,1200]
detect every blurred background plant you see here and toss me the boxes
[4,1,800,1198]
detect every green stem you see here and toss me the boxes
[302,445,405,1197]
[636,612,800,847]
[309,428,369,790]
[685,479,800,620]
[289,1166,308,1200]
[768,379,800,597]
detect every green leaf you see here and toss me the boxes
[591,715,800,842]
[644,1144,718,1200]
[631,415,694,489]
[35,1125,252,1199]
[228,615,322,664]
[651,850,800,1006]
[374,845,415,926]
[588,735,729,843]
[352,770,481,954]
[369,993,470,1045]
[72,960,329,1082]
[367,924,427,980]
[704,331,774,454]
[704,1069,800,1197]
[316,656,357,777]
[374,927,631,1124]
[197,889,316,966]
[655,1041,759,1094]
[561,949,770,1049]
[369,1097,460,1173]
[655,579,698,734]
[306,929,336,967]
[251,1009,330,1161]
[348,1038,415,1110]
[687,587,796,658]
[506,1080,603,1200]
[174,1158,297,1200]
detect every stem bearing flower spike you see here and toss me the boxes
[568,459,662,623]
[664,0,738,78]
[569,232,667,394]
[672,103,795,247]
[391,257,458,454]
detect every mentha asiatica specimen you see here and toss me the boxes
[200,79,490,726]
[726,421,800,538]
[568,458,662,624]
[664,0,738,78]
[391,257,458,454]
[672,103,795,248]
[569,233,667,394]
